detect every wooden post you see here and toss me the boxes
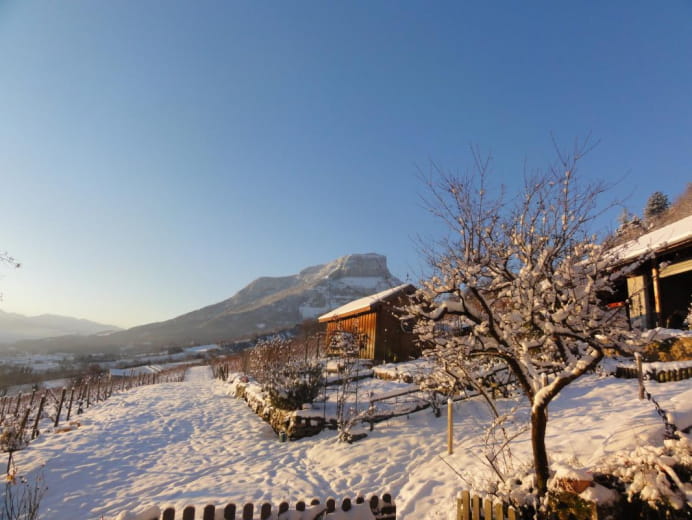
[19,407,31,436]
[54,388,67,427]
[483,497,492,520]
[651,264,662,327]
[457,490,470,520]
[635,353,644,399]
[447,398,453,455]
[14,392,23,416]
[66,387,75,421]
[494,501,503,519]
[472,495,480,519]
[32,395,46,439]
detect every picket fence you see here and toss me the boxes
[152,494,396,520]
[456,490,519,520]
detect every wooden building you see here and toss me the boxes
[612,214,692,329]
[318,284,419,362]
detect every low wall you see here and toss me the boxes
[229,377,334,440]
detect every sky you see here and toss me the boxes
[0,1,690,329]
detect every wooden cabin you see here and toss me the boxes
[612,214,692,329]
[318,284,419,362]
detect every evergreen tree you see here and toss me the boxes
[644,191,670,221]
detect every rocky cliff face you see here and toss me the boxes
[9,253,401,353]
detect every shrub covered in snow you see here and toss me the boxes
[266,361,323,411]
[594,437,692,515]
[247,336,324,411]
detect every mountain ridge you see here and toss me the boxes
[0,310,121,344]
[5,253,401,354]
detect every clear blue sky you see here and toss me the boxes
[0,1,690,328]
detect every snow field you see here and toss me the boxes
[12,366,692,519]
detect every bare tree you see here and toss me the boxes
[408,142,642,496]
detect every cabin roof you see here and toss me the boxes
[318,283,415,322]
[612,214,692,262]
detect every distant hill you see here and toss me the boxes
[6,253,402,354]
[0,310,121,344]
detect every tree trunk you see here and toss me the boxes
[531,404,550,496]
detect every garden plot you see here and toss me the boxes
[8,365,691,519]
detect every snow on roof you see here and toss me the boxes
[612,214,692,262]
[318,283,414,322]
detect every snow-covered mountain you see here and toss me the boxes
[118,253,402,347]
[8,253,402,353]
[0,310,121,344]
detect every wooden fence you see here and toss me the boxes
[456,491,519,520]
[0,366,187,448]
[150,494,395,519]
[614,365,692,382]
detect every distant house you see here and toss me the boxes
[318,283,419,362]
[612,214,692,329]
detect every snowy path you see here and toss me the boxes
[14,367,692,520]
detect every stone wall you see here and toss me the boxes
[230,379,334,440]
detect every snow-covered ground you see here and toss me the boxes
[13,366,692,519]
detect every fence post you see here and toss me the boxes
[19,407,31,437]
[472,495,480,519]
[483,497,492,520]
[493,501,503,519]
[54,388,67,428]
[66,387,75,421]
[635,353,644,399]
[32,395,46,439]
[447,398,453,455]
[14,392,23,416]
[457,490,470,520]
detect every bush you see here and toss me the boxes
[1,470,45,520]
[267,362,323,411]
[594,437,692,518]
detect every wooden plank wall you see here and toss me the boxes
[325,312,377,359]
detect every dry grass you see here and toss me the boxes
[642,336,692,362]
